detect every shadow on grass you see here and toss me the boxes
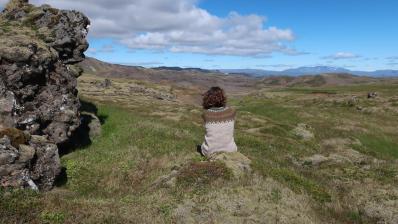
[55,99,108,187]
[58,100,108,156]
[54,167,67,187]
[79,99,108,125]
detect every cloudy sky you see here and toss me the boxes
[1,0,397,70]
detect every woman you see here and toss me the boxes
[200,87,237,157]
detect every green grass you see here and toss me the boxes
[40,211,65,224]
[274,83,398,98]
[2,81,398,223]
[232,98,299,124]
[355,134,398,159]
[0,22,12,33]
[273,87,337,94]
[0,189,42,223]
[63,104,203,196]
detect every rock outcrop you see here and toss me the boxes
[292,123,314,141]
[150,152,252,190]
[208,152,252,178]
[0,0,90,190]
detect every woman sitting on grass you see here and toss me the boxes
[200,87,237,157]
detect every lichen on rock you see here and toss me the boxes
[0,0,90,190]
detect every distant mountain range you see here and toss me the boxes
[218,66,398,77]
[80,57,398,85]
[153,66,213,73]
[79,57,398,91]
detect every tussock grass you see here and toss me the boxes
[176,161,232,194]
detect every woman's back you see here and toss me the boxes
[201,106,237,156]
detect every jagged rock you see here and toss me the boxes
[300,138,370,168]
[302,154,329,166]
[98,79,112,88]
[155,92,176,101]
[292,123,314,140]
[17,144,35,163]
[0,0,89,144]
[30,134,50,144]
[30,142,61,191]
[0,151,16,166]
[0,135,31,188]
[128,85,177,101]
[347,95,359,107]
[0,0,90,190]
[0,129,60,190]
[367,92,378,99]
[208,152,252,178]
[151,152,252,190]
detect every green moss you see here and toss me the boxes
[40,211,65,224]
[176,161,232,194]
[0,128,28,147]
[0,20,12,33]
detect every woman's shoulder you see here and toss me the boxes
[203,106,235,114]
[202,106,236,123]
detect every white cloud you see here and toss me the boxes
[120,61,164,67]
[322,52,360,60]
[86,47,97,55]
[387,56,398,61]
[257,64,293,68]
[0,0,7,5]
[363,57,378,61]
[98,44,115,53]
[1,0,298,57]
[86,44,115,55]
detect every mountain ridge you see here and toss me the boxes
[219,66,398,77]
[82,57,398,77]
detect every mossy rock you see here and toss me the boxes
[176,161,232,188]
[208,152,252,178]
[0,128,29,148]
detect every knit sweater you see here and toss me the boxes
[201,106,237,156]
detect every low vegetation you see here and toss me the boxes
[1,74,397,223]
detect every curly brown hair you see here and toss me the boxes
[202,87,227,109]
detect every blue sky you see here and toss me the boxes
[1,0,397,70]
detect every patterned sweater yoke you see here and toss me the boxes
[202,107,236,124]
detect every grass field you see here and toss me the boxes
[1,76,398,223]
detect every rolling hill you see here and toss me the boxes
[79,58,397,92]
[219,66,398,77]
